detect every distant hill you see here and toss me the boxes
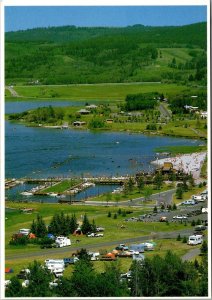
[5,22,207,85]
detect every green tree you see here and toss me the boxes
[69,214,78,234]
[31,215,47,238]
[81,214,92,234]
[24,261,53,297]
[136,176,145,192]
[153,172,163,190]
[176,187,183,199]
[5,276,24,297]
[143,187,153,202]
[200,240,208,255]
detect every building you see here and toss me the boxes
[161,162,174,174]
[77,109,90,115]
[86,104,98,109]
[73,121,86,126]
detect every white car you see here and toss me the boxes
[128,250,139,255]
[173,215,188,219]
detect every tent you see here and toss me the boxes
[5,268,14,273]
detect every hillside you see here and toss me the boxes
[5,22,207,85]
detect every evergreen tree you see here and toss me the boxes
[5,276,24,297]
[70,214,78,234]
[176,187,183,199]
[81,214,92,234]
[137,176,145,192]
[154,172,163,189]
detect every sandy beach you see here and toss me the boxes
[152,152,207,179]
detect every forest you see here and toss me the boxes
[5,22,207,85]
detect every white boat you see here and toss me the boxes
[48,192,58,197]
[21,191,33,196]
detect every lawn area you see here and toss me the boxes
[155,145,207,155]
[5,202,192,260]
[6,83,205,101]
[41,179,82,193]
[88,184,173,203]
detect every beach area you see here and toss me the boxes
[152,152,207,179]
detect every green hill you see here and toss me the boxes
[5,22,207,85]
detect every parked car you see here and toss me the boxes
[115,244,129,251]
[181,200,196,205]
[195,225,207,231]
[173,215,188,220]
[63,257,79,265]
[159,216,167,222]
[87,233,103,237]
[17,269,30,279]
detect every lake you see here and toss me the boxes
[5,100,202,202]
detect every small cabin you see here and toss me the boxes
[77,109,90,115]
[73,121,86,127]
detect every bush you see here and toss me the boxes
[182,236,187,243]
[9,235,28,246]
[191,220,196,226]
[107,211,111,218]
[113,213,117,219]
[177,234,181,241]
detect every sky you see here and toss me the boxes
[5,6,207,32]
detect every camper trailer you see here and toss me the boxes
[19,229,30,236]
[187,235,203,245]
[129,244,145,253]
[55,236,71,247]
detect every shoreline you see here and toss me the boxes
[6,118,207,141]
[151,151,207,179]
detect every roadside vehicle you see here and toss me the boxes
[187,235,203,245]
[88,252,100,261]
[55,236,71,247]
[192,195,206,202]
[181,200,196,205]
[116,244,129,251]
[96,227,105,232]
[143,242,154,251]
[17,269,30,279]
[87,232,104,237]
[22,280,29,288]
[129,244,145,253]
[159,216,167,222]
[49,279,58,288]
[19,228,30,236]
[173,215,188,219]
[5,280,11,288]
[195,225,207,231]
[63,257,79,265]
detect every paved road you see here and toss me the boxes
[158,103,172,119]
[6,86,19,97]
[85,189,176,207]
[182,248,201,262]
[5,228,193,261]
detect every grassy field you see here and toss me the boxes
[88,184,173,203]
[155,145,207,155]
[5,83,206,101]
[41,179,82,194]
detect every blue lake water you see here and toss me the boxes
[5,100,203,202]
